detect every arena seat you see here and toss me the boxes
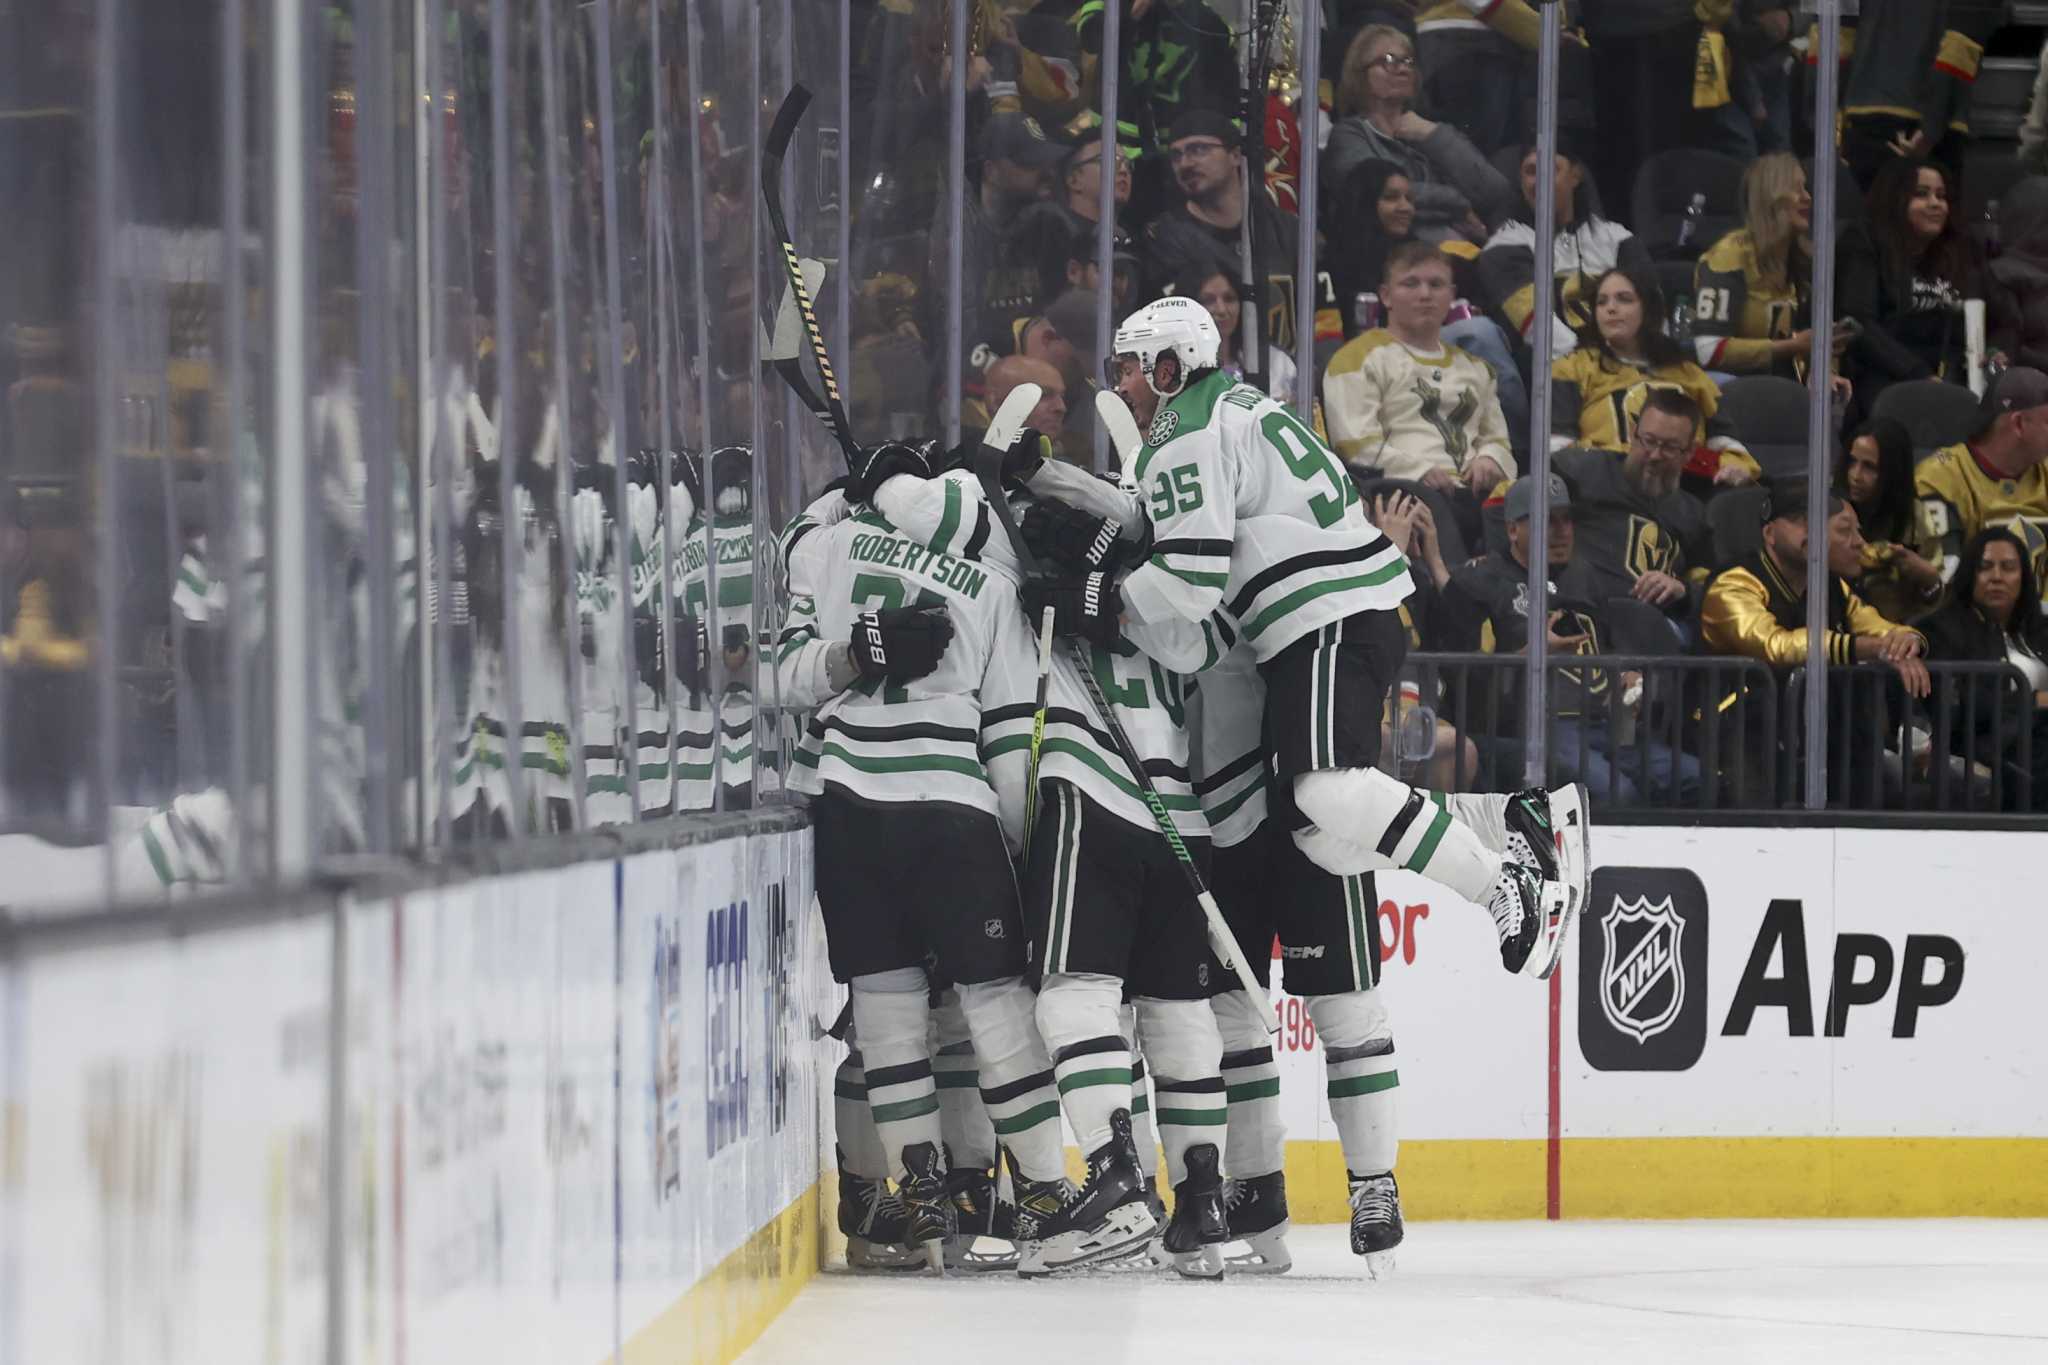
[1630,148,1747,262]
[1715,375,1812,481]
[1870,378,1981,457]
[1706,483,1771,569]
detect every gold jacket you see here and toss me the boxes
[1701,549,1918,669]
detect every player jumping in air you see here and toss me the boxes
[1020,294,1590,1271]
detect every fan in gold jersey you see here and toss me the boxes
[1912,365,2048,592]
[1551,265,1759,488]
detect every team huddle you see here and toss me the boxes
[778,293,1592,1280]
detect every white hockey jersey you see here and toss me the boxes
[873,469,1217,850]
[1119,372,1414,663]
[776,479,1014,816]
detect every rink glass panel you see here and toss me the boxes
[10,1,2046,913]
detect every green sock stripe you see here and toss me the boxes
[1327,1070,1400,1100]
[1155,1108,1229,1126]
[1226,1078,1281,1103]
[1131,1090,1151,1116]
[934,1071,980,1089]
[1346,874,1371,993]
[140,823,174,886]
[870,1093,941,1123]
[1405,808,1452,873]
[991,1100,1062,1136]
[1056,1066,1133,1095]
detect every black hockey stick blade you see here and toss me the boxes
[763,84,859,468]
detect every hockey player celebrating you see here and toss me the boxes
[775,446,1070,1271]
[1019,294,1589,1270]
[865,444,1238,1279]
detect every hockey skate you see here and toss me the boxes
[943,1165,1019,1272]
[1158,1144,1229,1280]
[836,1146,926,1272]
[897,1141,957,1273]
[1485,860,1571,979]
[1506,784,1590,922]
[1016,1110,1158,1278]
[1348,1171,1403,1279]
[1222,1171,1292,1274]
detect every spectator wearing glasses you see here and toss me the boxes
[1324,242,1514,542]
[1550,267,1757,487]
[1323,25,1512,245]
[1140,110,1314,355]
[1552,388,1712,630]
[1920,526,2048,806]
[1912,366,2048,592]
[1009,120,1134,294]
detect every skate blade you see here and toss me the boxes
[923,1240,948,1275]
[1016,1204,1158,1278]
[1362,1248,1397,1280]
[1224,1223,1293,1275]
[1170,1243,1225,1280]
[844,1237,932,1273]
[1555,780,1591,912]
[945,1236,1020,1272]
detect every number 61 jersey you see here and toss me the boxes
[776,485,1015,817]
[1120,371,1413,661]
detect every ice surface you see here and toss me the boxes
[743,1220,2048,1364]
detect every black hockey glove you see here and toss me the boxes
[1020,570,1122,647]
[848,440,934,506]
[848,605,955,686]
[634,612,667,693]
[1021,498,1149,573]
[670,447,705,518]
[672,610,708,696]
[1000,429,1052,486]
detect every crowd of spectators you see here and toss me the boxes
[841,0,2048,811]
[10,0,2048,843]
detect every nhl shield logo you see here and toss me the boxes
[1599,894,1685,1043]
[984,918,1006,940]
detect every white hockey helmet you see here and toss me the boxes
[1106,294,1221,398]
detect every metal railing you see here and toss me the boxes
[1783,661,2038,814]
[1400,653,2045,821]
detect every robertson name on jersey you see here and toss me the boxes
[873,469,1216,847]
[1119,370,1413,661]
[777,484,1006,814]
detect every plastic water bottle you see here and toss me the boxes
[1670,293,1694,349]
[1675,191,1707,252]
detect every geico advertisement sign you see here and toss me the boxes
[1565,826,2047,1138]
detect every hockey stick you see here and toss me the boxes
[975,386,1275,1030]
[763,85,858,467]
[1093,389,1144,467]
[1022,605,1056,845]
